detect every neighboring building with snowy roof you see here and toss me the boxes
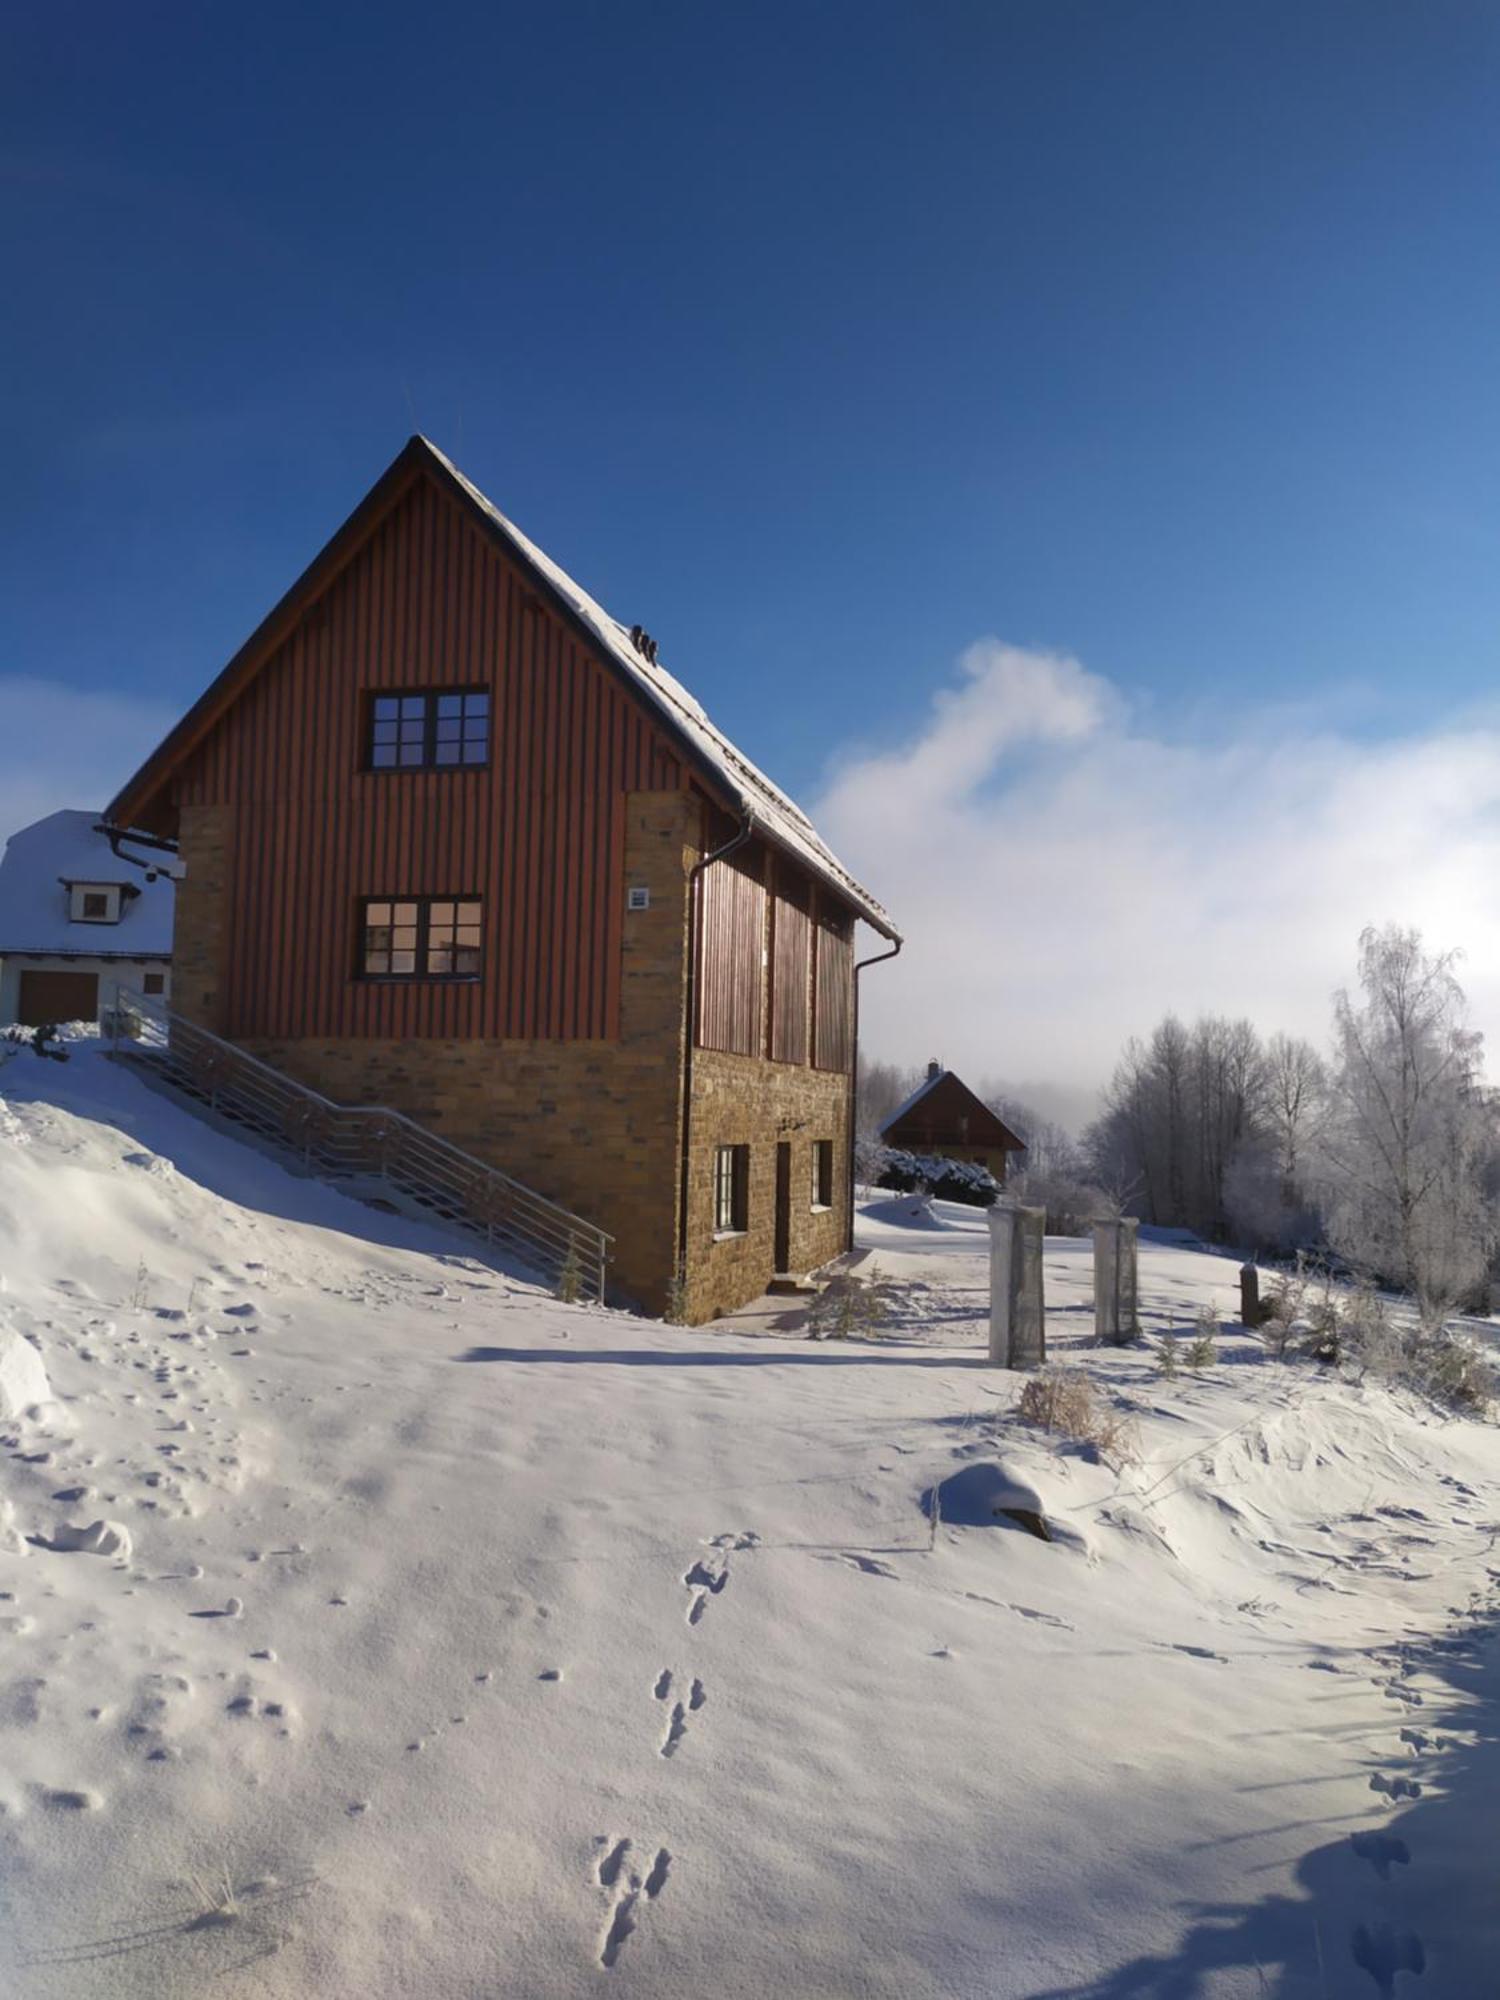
[103,437,899,1319]
[0,810,173,1026]
[880,1063,1025,1182]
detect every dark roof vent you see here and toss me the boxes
[927,1059,941,1080]
[629,624,659,665]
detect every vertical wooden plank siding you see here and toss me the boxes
[172,472,682,1041]
[769,865,811,1064]
[696,845,767,1055]
[813,902,854,1072]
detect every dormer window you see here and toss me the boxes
[64,881,129,925]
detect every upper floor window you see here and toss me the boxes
[359,897,483,980]
[367,689,489,770]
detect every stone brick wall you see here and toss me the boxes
[683,1048,852,1322]
[171,804,233,1031]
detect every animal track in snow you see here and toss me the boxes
[594,1837,671,1968]
[1370,1771,1422,1801]
[682,1532,755,1623]
[1351,1922,1425,1995]
[683,1559,729,1625]
[1351,1831,1411,1879]
[831,1553,898,1579]
[653,1670,705,1757]
[964,1592,1075,1630]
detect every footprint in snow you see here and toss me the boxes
[595,1838,671,1968]
[1370,1771,1421,1801]
[1351,1922,1425,1996]
[1351,1831,1411,1880]
[653,1670,705,1757]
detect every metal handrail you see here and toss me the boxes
[102,984,612,1301]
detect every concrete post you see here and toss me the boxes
[1093,1218,1141,1345]
[988,1204,1046,1368]
[1239,1263,1263,1329]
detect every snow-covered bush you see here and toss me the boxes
[1257,1259,1496,1413]
[1008,1165,1116,1235]
[876,1149,999,1208]
[853,1130,891,1189]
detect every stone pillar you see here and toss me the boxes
[988,1204,1046,1368]
[1093,1218,1141,1345]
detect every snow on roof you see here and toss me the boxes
[878,1069,949,1136]
[878,1067,1026,1149]
[0,811,174,957]
[428,442,899,940]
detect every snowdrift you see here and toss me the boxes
[3,1047,1500,1997]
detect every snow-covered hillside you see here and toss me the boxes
[3,1050,1499,1997]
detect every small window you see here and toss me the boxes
[812,1140,834,1210]
[714,1144,749,1235]
[359,897,483,980]
[143,972,166,996]
[70,884,120,923]
[367,689,489,770]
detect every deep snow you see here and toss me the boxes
[2,1049,1499,1997]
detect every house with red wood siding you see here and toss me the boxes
[880,1064,1025,1181]
[104,438,900,1319]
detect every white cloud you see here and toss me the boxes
[0,677,179,844]
[816,642,1500,1121]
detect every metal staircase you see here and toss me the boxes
[102,984,612,1302]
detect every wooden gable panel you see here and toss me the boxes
[813,900,853,1073]
[173,472,684,1042]
[769,864,811,1065]
[696,843,766,1057]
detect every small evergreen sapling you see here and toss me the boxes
[1184,1308,1217,1373]
[554,1243,583,1306]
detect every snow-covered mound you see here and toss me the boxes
[3,1048,1500,1997]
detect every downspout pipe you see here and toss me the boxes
[847,932,903,1256]
[676,810,755,1310]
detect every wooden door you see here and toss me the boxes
[17,969,99,1025]
[774,1141,792,1273]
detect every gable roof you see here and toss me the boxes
[106,437,898,941]
[879,1068,1025,1152]
[0,810,174,958]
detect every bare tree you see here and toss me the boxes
[1319,925,1496,1308]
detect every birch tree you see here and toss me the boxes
[1320,925,1496,1307]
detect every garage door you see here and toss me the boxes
[16,970,99,1026]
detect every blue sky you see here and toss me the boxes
[6,2,1500,1099]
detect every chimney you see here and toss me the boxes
[927,1059,940,1081]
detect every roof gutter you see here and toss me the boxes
[676,809,755,1312]
[94,822,183,881]
[846,930,903,1257]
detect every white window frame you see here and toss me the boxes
[714,1144,749,1236]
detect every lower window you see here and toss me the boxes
[360,897,483,979]
[812,1139,834,1209]
[143,972,166,996]
[714,1144,749,1234]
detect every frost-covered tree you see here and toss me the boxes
[1318,926,1497,1308]
[1087,1014,1271,1238]
[1224,1033,1328,1251]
